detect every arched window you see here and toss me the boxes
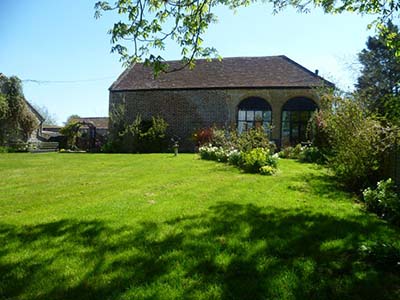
[237,97,272,133]
[281,97,318,146]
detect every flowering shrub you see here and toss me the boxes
[199,145,228,162]
[199,145,278,174]
[199,144,217,160]
[260,165,276,175]
[231,127,271,152]
[227,149,241,166]
[193,128,214,146]
[197,126,278,175]
[363,179,400,224]
[194,126,272,153]
[240,148,277,173]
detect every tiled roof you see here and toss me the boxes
[73,117,109,129]
[110,55,333,91]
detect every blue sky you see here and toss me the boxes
[0,0,375,124]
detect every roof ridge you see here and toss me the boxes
[127,55,284,66]
[279,55,334,86]
[110,55,334,91]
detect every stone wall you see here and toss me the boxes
[109,88,320,151]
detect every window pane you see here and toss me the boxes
[263,123,271,135]
[255,111,263,121]
[300,111,311,121]
[282,111,290,122]
[282,121,290,131]
[282,128,290,137]
[291,127,299,138]
[263,111,271,122]
[247,111,254,121]
[238,110,246,120]
[291,112,299,122]
[238,121,245,133]
[299,124,308,141]
[247,121,253,129]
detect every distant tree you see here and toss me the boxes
[0,74,38,144]
[32,104,58,125]
[65,114,81,125]
[356,21,400,123]
[95,0,400,75]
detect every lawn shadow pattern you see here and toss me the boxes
[1,203,400,300]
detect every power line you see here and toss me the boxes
[22,76,116,84]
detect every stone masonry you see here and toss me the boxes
[109,87,320,151]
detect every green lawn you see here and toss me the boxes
[0,153,399,300]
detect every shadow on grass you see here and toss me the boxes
[286,169,351,201]
[1,203,399,300]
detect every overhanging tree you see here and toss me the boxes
[95,0,400,74]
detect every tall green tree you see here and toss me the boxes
[0,74,38,144]
[356,21,400,123]
[95,0,400,74]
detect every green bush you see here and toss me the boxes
[278,144,303,159]
[0,146,12,153]
[359,241,400,271]
[136,116,169,153]
[240,148,276,173]
[363,178,400,224]
[231,127,271,152]
[291,144,303,159]
[299,146,326,164]
[197,127,277,175]
[315,93,396,191]
[195,126,271,153]
[227,149,241,166]
[199,145,278,175]
[198,145,228,162]
[109,115,169,153]
[278,146,293,158]
[259,165,277,175]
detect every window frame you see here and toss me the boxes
[281,97,318,146]
[236,97,272,134]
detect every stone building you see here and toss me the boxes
[24,100,45,143]
[109,56,333,150]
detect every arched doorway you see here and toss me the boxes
[237,97,272,134]
[281,97,318,146]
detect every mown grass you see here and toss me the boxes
[0,153,399,300]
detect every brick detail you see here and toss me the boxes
[110,88,320,151]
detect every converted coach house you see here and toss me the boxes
[109,55,333,150]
